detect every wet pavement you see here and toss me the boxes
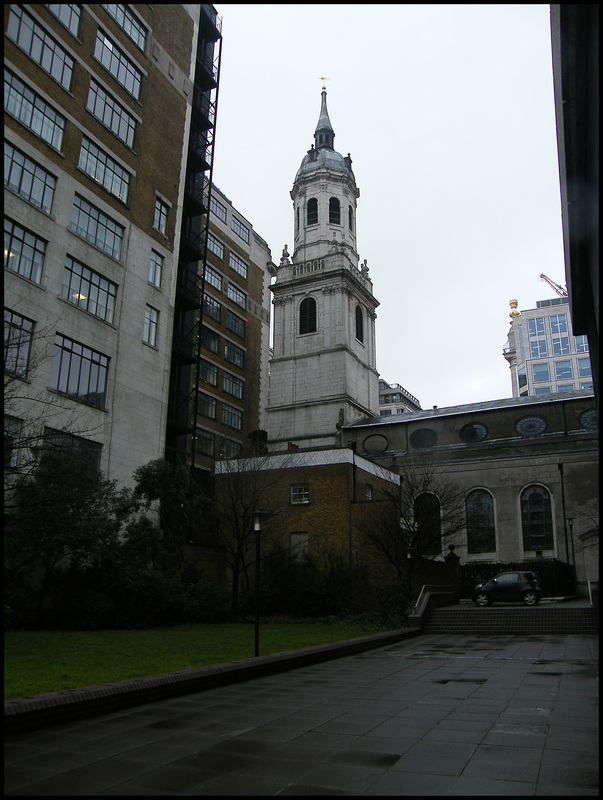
[4,632,598,796]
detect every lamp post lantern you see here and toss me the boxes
[252,509,271,657]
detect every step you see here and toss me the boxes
[423,606,597,635]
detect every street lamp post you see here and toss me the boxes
[252,509,270,657]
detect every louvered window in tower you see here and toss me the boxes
[355,305,364,343]
[299,297,317,334]
[329,197,340,224]
[307,198,318,226]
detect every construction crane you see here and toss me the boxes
[539,273,568,298]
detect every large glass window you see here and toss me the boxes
[299,297,317,334]
[201,326,219,354]
[101,4,147,51]
[224,340,244,368]
[227,283,246,309]
[78,137,130,202]
[198,392,216,419]
[577,357,592,378]
[222,403,242,430]
[291,484,309,504]
[532,362,550,383]
[231,215,250,243]
[575,334,589,353]
[209,194,227,222]
[49,335,109,408]
[61,257,117,323]
[4,142,56,213]
[203,294,221,322]
[4,309,34,378]
[550,312,570,355]
[205,263,222,291]
[4,217,46,283]
[94,30,142,99]
[207,233,224,260]
[200,359,217,386]
[70,194,124,260]
[528,317,547,358]
[554,361,573,381]
[465,489,496,554]
[148,250,163,287]
[520,485,554,551]
[4,69,65,150]
[226,309,245,339]
[6,6,74,90]
[43,427,102,471]
[223,371,243,399]
[45,4,82,37]
[86,80,136,148]
[229,251,248,279]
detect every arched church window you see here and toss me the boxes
[299,297,317,334]
[466,489,496,554]
[329,197,340,225]
[348,205,354,231]
[520,485,553,551]
[355,305,364,343]
[307,198,318,226]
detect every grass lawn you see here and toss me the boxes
[4,621,378,700]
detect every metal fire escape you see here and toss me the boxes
[166,5,222,476]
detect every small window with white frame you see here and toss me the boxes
[149,250,163,287]
[143,305,158,347]
[153,198,169,235]
[290,484,309,505]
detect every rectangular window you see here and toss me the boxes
[365,484,373,501]
[227,283,246,309]
[222,403,242,430]
[224,340,244,368]
[532,362,550,383]
[4,415,22,470]
[45,4,81,37]
[78,137,130,202]
[94,29,142,99]
[210,195,227,223]
[198,392,216,419]
[4,69,66,150]
[291,484,310,505]
[143,305,158,346]
[580,381,593,390]
[204,263,222,291]
[4,141,56,213]
[6,6,74,90]
[61,256,117,323]
[577,357,592,378]
[86,80,136,148]
[554,361,573,381]
[200,359,217,386]
[203,293,221,322]
[199,430,214,456]
[207,233,224,259]
[549,313,568,335]
[231,215,250,243]
[226,309,246,339]
[101,4,147,51]
[4,309,34,378]
[223,371,243,399]
[43,426,102,471]
[517,365,527,388]
[4,217,46,283]
[551,335,570,356]
[528,317,547,358]
[229,251,248,279]
[575,335,589,353]
[70,194,124,260]
[534,386,552,395]
[220,438,241,458]
[49,334,109,408]
[290,532,309,560]
[557,383,574,392]
[153,197,168,235]
[148,250,163,287]
[201,326,219,354]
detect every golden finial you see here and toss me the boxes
[509,299,520,319]
[319,76,330,91]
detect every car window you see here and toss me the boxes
[497,573,517,583]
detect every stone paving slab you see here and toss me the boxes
[4,633,598,796]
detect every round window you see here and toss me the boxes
[459,422,488,444]
[514,415,547,438]
[409,428,437,449]
[579,408,597,430]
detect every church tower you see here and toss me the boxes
[266,88,380,449]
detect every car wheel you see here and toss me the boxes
[474,592,491,607]
[522,591,539,606]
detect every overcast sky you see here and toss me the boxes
[211,4,566,410]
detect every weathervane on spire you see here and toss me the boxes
[319,76,330,91]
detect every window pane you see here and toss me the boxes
[521,485,553,550]
[466,489,496,554]
[4,217,46,283]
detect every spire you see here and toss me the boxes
[314,89,335,151]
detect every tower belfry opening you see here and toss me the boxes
[266,88,380,450]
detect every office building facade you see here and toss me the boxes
[503,297,593,399]
[379,378,422,417]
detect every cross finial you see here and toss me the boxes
[319,76,330,91]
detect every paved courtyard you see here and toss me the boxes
[4,632,598,796]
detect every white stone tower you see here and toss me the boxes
[266,88,380,449]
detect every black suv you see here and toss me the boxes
[472,571,542,606]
